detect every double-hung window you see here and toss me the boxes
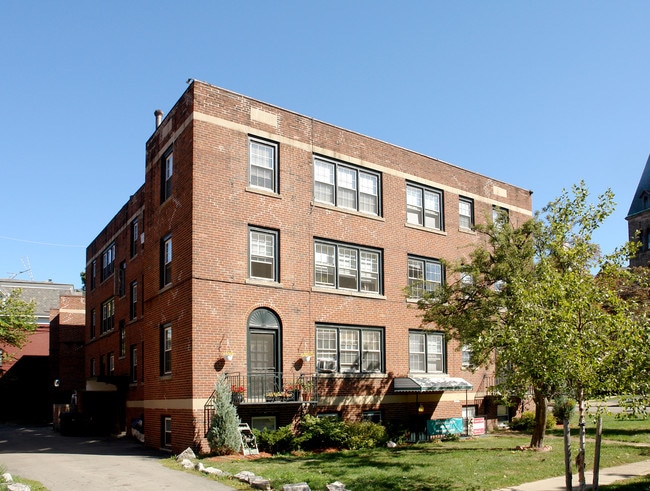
[101,243,115,281]
[119,321,126,357]
[313,157,380,216]
[249,227,278,281]
[314,240,381,294]
[90,308,96,339]
[160,234,172,288]
[407,256,443,298]
[459,197,474,230]
[492,205,509,225]
[406,183,443,230]
[100,298,114,334]
[130,345,138,383]
[161,323,172,375]
[162,416,172,448]
[161,149,173,203]
[130,218,139,258]
[409,331,445,373]
[249,137,278,193]
[130,281,138,320]
[118,261,126,297]
[316,325,383,373]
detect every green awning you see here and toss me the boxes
[394,376,473,392]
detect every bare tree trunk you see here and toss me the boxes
[563,419,572,491]
[530,388,548,449]
[593,415,603,490]
[577,387,586,491]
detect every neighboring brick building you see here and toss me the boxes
[49,294,86,421]
[0,279,77,422]
[84,80,533,453]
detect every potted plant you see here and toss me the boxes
[285,382,302,401]
[223,351,234,362]
[300,379,315,401]
[230,384,245,404]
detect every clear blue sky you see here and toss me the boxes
[1,1,649,289]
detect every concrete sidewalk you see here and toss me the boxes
[496,459,650,490]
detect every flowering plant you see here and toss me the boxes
[284,382,301,392]
[231,385,245,394]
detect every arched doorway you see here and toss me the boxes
[247,308,281,400]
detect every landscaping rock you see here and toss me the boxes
[180,458,194,469]
[326,481,350,491]
[250,476,272,490]
[8,484,30,491]
[195,462,228,476]
[235,470,257,483]
[2,473,13,483]
[282,482,311,491]
[176,447,196,461]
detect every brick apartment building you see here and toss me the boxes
[84,80,533,453]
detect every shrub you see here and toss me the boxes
[346,421,389,449]
[254,425,297,454]
[509,411,536,431]
[553,395,576,422]
[297,415,349,450]
[206,374,242,455]
[510,411,556,432]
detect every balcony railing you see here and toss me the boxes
[225,372,318,405]
[204,372,318,429]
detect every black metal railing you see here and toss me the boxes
[226,371,318,404]
[204,372,318,430]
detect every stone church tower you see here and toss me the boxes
[627,154,650,267]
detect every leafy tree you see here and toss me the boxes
[416,182,643,489]
[0,289,37,354]
[206,374,242,455]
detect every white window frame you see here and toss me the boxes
[461,345,472,368]
[407,256,443,299]
[409,331,445,374]
[161,323,172,375]
[101,298,114,334]
[163,416,172,448]
[406,183,443,230]
[101,242,115,281]
[161,235,172,287]
[130,281,138,320]
[459,197,474,230]
[249,227,278,281]
[130,345,138,383]
[162,150,173,202]
[249,137,278,193]
[313,157,380,216]
[316,325,384,374]
[314,240,381,294]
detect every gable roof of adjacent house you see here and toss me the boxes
[0,279,77,325]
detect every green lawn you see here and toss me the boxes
[176,415,650,491]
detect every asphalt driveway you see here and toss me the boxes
[0,424,235,490]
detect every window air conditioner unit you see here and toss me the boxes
[317,358,336,373]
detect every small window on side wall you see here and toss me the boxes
[406,183,443,230]
[459,197,474,230]
[249,137,278,193]
[249,227,279,281]
[161,149,173,203]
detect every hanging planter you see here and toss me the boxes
[223,352,234,361]
[300,352,313,362]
